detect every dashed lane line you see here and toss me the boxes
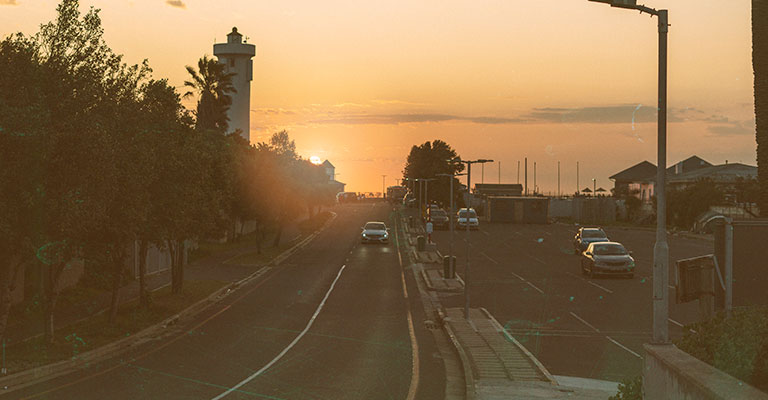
[480,252,499,264]
[564,271,614,294]
[569,312,600,333]
[606,336,643,359]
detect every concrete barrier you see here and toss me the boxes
[643,344,768,400]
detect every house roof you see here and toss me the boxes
[609,161,657,182]
[667,155,712,174]
[667,163,757,184]
[321,160,334,168]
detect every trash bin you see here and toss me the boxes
[417,236,426,251]
[443,255,456,279]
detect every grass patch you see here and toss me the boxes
[674,306,768,392]
[225,235,301,266]
[189,228,274,263]
[4,279,225,374]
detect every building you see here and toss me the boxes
[321,160,346,193]
[213,27,256,142]
[474,183,523,197]
[609,156,723,203]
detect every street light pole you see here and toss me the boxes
[588,0,670,344]
[438,172,466,281]
[382,175,386,200]
[454,158,493,319]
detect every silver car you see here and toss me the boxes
[361,221,390,244]
[580,242,635,278]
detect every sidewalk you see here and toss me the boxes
[401,209,618,399]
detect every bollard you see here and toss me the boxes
[417,236,426,252]
[443,255,456,279]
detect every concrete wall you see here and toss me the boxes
[644,344,768,400]
[572,197,616,225]
[549,198,572,219]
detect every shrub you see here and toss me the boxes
[609,375,642,400]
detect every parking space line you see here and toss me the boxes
[481,230,490,236]
[510,271,526,281]
[606,336,643,359]
[526,281,545,295]
[530,256,546,265]
[587,280,614,294]
[569,312,600,333]
[668,318,683,328]
[565,271,613,294]
[480,252,499,264]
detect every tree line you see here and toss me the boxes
[0,0,334,347]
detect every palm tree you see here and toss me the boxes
[183,55,236,133]
[754,0,768,216]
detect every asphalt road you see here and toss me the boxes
[7,203,445,400]
[430,220,712,382]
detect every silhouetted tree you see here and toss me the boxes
[183,55,236,133]
[402,140,464,209]
[754,0,767,215]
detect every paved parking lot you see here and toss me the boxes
[430,221,713,382]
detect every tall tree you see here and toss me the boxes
[402,140,464,208]
[183,55,236,133]
[754,0,768,216]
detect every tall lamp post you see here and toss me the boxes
[382,175,387,200]
[454,158,493,319]
[437,172,467,280]
[588,0,669,344]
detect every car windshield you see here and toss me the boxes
[592,244,627,255]
[365,223,386,230]
[458,210,477,218]
[582,230,607,239]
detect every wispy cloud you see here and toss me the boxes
[251,108,296,115]
[525,105,666,124]
[707,119,755,136]
[0,0,18,5]
[165,0,185,9]
[309,113,528,125]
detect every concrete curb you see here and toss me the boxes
[480,307,558,386]
[438,308,476,400]
[0,211,338,395]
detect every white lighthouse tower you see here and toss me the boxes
[213,27,256,142]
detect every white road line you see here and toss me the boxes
[564,271,613,294]
[481,230,490,236]
[587,280,614,294]
[211,264,347,400]
[606,336,643,359]
[668,318,684,328]
[569,312,600,333]
[526,281,545,295]
[509,271,526,281]
[530,256,546,265]
[480,252,499,264]
[395,216,420,400]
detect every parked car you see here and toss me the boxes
[336,192,358,204]
[457,208,479,230]
[429,208,449,230]
[573,227,609,254]
[580,242,635,278]
[361,221,390,244]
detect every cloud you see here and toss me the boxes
[525,105,668,124]
[251,108,296,115]
[707,119,755,136]
[0,0,18,5]
[165,0,185,9]
[309,113,528,126]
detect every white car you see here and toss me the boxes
[361,221,390,244]
[457,208,479,230]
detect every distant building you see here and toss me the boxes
[213,27,256,142]
[610,156,755,203]
[321,160,345,193]
[474,183,523,197]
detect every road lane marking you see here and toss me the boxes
[480,252,499,264]
[481,230,490,236]
[509,271,526,281]
[587,280,614,294]
[530,256,546,265]
[668,318,684,328]
[565,271,613,294]
[569,312,600,333]
[395,215,420,400]
[606,336,643,359]
[525,281,545,295]
[211,264,347,400]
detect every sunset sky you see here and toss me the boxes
[1,0,757,194]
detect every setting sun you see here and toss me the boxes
[310,156,322,165]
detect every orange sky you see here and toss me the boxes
[1,0,756,193]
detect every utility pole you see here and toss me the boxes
[454,158,493,319]
[587,0,670,344]
[498,161,501,184]
[534,161,537,195]
[517,160,520,184]
[524,158,528,196]
[577,161,580,196]
[382,175,386,199]
[558,161,561,198]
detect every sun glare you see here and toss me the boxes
[310,156,322,165]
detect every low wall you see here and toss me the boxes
[643,344,768,400]
[549,198,572,219]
